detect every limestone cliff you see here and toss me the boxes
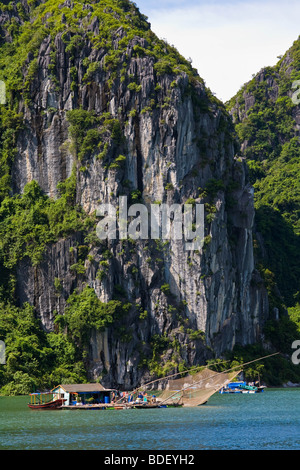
[0,0,269,389]
[226,36,300,311]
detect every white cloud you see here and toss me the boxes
[137,0,300,102]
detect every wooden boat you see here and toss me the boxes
[129,402,183,409]
[159,403,183,408]
[28,398,66,409]
[28,392,66,409]
[131,403,160,409]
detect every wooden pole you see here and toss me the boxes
[114,359,232,405]
[158,351,280,406]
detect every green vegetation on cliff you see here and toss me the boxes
[0,0,206,96]
[0,301,87,395]
[227,36,300,361]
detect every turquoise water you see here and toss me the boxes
[0,389,299,450]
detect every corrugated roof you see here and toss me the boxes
[53,383,107,393]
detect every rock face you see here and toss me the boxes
[4,0,269,388]
[226,36,300,311]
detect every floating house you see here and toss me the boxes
[51,383,116,406]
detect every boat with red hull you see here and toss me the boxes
[28,392,66,409]
[27,398,66,409]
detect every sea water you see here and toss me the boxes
[0,388,299,450]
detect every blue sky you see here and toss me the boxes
[135,0,300,102]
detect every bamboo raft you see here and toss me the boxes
[59,402,183,410]
[59,404,125,410]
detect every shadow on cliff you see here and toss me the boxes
[254,205,300,309]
